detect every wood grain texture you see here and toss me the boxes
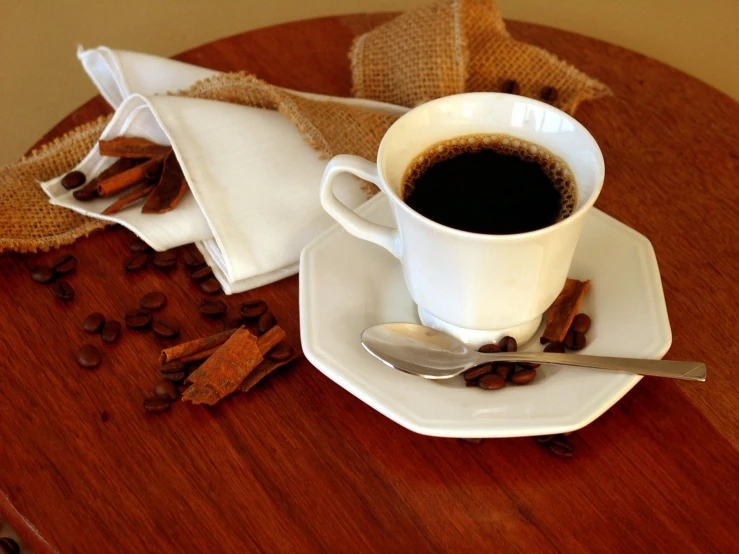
[3,13,738,554]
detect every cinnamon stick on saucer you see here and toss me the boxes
[540,278,591,344]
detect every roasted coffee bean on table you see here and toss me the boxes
[548,435,575,458]
[30,265,55,284]
[154,379,180,400]
[199,277,222,295]
[83,312,106,333]
[0,537,20,554]
[140,291,167,311]
[500,79,520,95]
[125,252,150,272]
[478,343,501,354]
[152,319,179,339]
[51,280,75,302]
[125,308,152,329]
[540,86,559,102]
[240,299,267,319]
[223,316,244,331]
[478,373,506,390]
[143,396,171,413]
[52,254,77,275]
[189,265,213,281]
[152,250,177,270]
[499,336,517,352]
[77,344,102,369]
[510,368,537,385]
[161,361,187,382]
[61,170,86,190]
[267,343,295,362]
[182,245,206,268]
[200,299,227,318]
[257,311,277,335]
[544,341,565,353]
[130,237,151,252]
[570,313,592,333]
[101,320,122,343]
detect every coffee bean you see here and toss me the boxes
[140,291,167,311]
[478,373,506,390]
[52,254,76,275]
[240,299,267,319]
[460,438,483,444]
[463,363,494,382]
[510,368,537,385]
[200,299,227,318]
[0,537,20,554]
[161,361,187,383]
[268,343,294,362]
[73,186,97,201]
[143,396,171,413]
[570,313,591,334]
[31,265,55,284]
[51,280,75,302]
[61,170,86,190]
[125,252,150,272]
[570,331,587,350]
[535,435,554,445]
[495,362,514,380]
[182,245,205,268]
[125,308,152,329]
[154,379,180,400]
[83,312,105,333]
[223,316,245,331]
[189,265,213,281]
[101,320,121,343]
[478,343,501,354]
[517,362,541,370]
[152,319,179,339]
[540,86,559,102]
[77,344,102,369]
[500,79,520,95]
[257,311,276,335]
[130,237,151,252]
[539,336,550,345]
[199,277,222,295]
[548,435,575,458]
[152,250,177,270]
[544,341,565,353]
[499,336,517,352]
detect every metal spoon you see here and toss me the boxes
[361,323,706,382]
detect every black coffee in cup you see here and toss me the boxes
[401,134,576,235]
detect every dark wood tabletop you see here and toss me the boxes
[2,13,738,554]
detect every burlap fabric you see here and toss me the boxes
[0,0,610,253]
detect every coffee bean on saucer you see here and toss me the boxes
[152,250,177,270]
[143,396,171,413]
[73,186,97,201]
[125,308,152,329]
[548,435,575,458]
[240,299,267,319]
[51,280,75,302]
[510,368,537,385]
[140,291,167,311]
[125,252,150,273]
[570,313,591,334]
[463,363,494,382]
[499,336,517,352]
[257,311,276,335]
[564,331,586,350]
[154,379,180,400]
[500,79,520,95]
[182,245,205,268]
[540,86,559,102]
[495,362,514,380]
[77,344,102,369]
[223,316,245,331]
[31,265,55,284]
[130,237,151,252]
[61,170,86,190]
[152,319,179,339]
[199,277,222,295]
[83,312,105,333]
[189,265,213,281]
[478,343,500,354]
[52,254,76,275]
[478,373,506,390]
[161,361,187,383]
[200,299,226,318]
[544,342,565,353]
[0,537,20,554]
[101,320,121,343]
[267,343,295,362]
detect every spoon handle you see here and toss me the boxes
[475,352,706,381]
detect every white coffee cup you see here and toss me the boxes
[319,92,604,346]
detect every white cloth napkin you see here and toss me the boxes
[41,47,407,293]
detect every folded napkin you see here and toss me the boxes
[41,48,406,293]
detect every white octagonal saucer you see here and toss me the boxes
[299,194,671,438]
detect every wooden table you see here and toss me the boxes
[2,14,738,554]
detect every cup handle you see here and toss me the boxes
[320,154,402,259]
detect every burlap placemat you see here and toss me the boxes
[0,0,610,253]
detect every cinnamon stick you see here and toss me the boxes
[141,151,188,214]
[99,137,172,159]
[175,346,219,364]
[238,349,299,394]
[101,182,155,215]
[540,278,591,344]
[159,327,239,365]
[96,158,163,198]
[72,157,139,202]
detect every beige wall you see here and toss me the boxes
[1,0,737,165]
